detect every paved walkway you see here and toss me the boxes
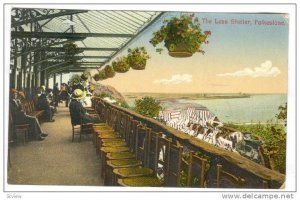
[8,104,103,186]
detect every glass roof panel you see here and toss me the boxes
[12,8,163,73]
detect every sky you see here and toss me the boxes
[64,12,289,94]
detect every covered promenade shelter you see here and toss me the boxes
[7,8,285,189]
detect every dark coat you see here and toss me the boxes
[10,99,27,124]
[69,99,86,125]
[37,93,50,110]
[71,84,85,93]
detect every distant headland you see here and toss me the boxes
[124,92,251,100]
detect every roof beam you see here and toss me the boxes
[11,10,88,27]
[48,65,99,74]
[60,69,97,73]
[76,63,103,65]
[45,47,119,51]
[44,61,104,65]
[31,54,65,66]
[11,39,84,59]
[74,56,110,59]
[41,61,71,72]
[105,12,164,65]
[32,51,85,67]
[11,31,134,39]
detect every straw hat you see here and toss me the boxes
[71,89,86,99]
[41,85,46,91]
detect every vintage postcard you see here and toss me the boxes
[2,2,297,200]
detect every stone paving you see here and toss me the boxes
[7,104,103,186]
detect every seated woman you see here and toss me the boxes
[69,89,100,125]
[10,89,47,141]
[37,86,55,122]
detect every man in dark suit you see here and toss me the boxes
[10,89,47,141]
[37,86,55,122]
[53,83,60,107]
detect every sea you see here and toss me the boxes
[125,94,287,124]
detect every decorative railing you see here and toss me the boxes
[92,97,285,188]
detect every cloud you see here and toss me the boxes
[217,60,281,78]
[153,74,192,84]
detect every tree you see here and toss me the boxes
[134,96,162,118]
[225,102,287,173]
[276,103,287,126]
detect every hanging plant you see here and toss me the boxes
[93,70,107,81]
[63,42,79,60]
[81,71,90,81]
[70,74,81,85]
[112,56,130,73]
[127,47,150,70]
[104,65,116,78]
[93,73,101,81]
[149,13,211,57]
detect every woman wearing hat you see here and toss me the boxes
[69,89,100,125]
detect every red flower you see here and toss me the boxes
[204,31,211,36]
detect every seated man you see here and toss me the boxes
[10,89,48,141]
[53,83,60,107]
[37,86,55,122]
[69,89,100,125]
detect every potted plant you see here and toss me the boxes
[93,70,107,81]
[81,71,90,81]
[127,47,150,70]
[104,65,116,78]
[149,14,211,57]
[63,42,79,60]
[112,56,130,73]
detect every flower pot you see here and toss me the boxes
[81,73,89,81]
[168,43,193,58]
[104,65,116,77]
[129,59,147,70]
[112,60,130,73]
[93,74,101,81]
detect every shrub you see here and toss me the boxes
[225,103,287,174]
[134,96,162,118]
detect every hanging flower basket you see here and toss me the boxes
[127,47,150,70]
[93,73,101,81]
[104,65,116,78]
[93,71,107,81]
[81,72,90,81]
[63,42,79,60]
[112,57,130,73]
[168,43,193,58]
[149,14,211,58]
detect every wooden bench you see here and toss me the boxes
[21,99,44,119]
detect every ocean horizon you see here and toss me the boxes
[124,93,287,124]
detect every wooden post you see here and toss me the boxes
[53,73,56,89]
[60,73,63,86]
[21,50,27,90]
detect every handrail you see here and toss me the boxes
[93,97,285,188]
